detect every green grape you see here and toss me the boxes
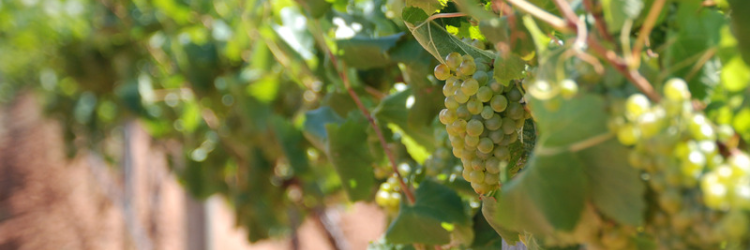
[485,158,501,174]
[490,81,505,93]
[717,124,735,142]
[476,86,493,102]
[439,109,457,125]
[469,169,485,183]
[454,89,470,103]
[560,79,578,99]
[507,87,523,102]
[465,135,480,147]
[445,52,462,70]
[504,131,518,144]
[480,106,494,120]
[453,147,464,158]
[489,130,505,143]
[456,105,471,120]
[463,54,475,63]
[375,189,389,206]
[502,118,516,134]
[461,78,480,96]
[451,120,468,135]
[680,150,706,179]
[473,71,489,85]
[470,158,484,170]
[477,138,494,153]
[664,78,690,102]
[470,39,485,49]
[637,110,664,139]
[466,119,484,137]
[484,115,503,131]
[625,94,650,121]
[507,102,524,119]
[490,95,509,112]
[659,189,682,214]
[466,98,483,115]
[434,64,451,80]
[462,167,471,180]
[617,123,639,146]
[493,147,509,160]
[445,96,459,110]
[443,77,458,96]
[515,118,525,129]
[388,192,401,207]
[484,172,499,184]
[458,60,477,76]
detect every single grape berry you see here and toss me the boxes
[560,79,578,99]
[625,94,650,121]
[664,78,690,102]
[454,89,470,103]
[445,96,459,110]
[490,95,509,112]
[467,119,485,137]
[466,98,483,115]
[445,52,462,70]
[480,106,494,120]
[477,138,494,153]
[434,64,451,80]
[484,115,503,131]
[473,71,489,85]
[476,86,493,102]
[461,78,480,96]
[507,87,523,102]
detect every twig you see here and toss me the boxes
[582,0,616,44]
[308,19,416,204]
[551,0,580,26]
[505,0,570,32]
[632,0,667,67]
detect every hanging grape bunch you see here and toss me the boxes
[423,126,464,182]
[375,174,403,213]
[433,52,528,194]
[610,78,750,249]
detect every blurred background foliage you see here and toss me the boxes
[0,0,447,243]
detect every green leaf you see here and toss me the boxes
[718,25,750,92]
[336,33,405,69]
[303,106,345,150]
[454,0,495,21]
[385,180,470,244]
[601,0,643,33]
[405,0,446,15]
[373,89,435,151]
[402,7,494,64]
[272,116,311,175]
[728,0,750,64]
[388,124,431,164]
[493,52,526,84]
[325,114,377,201]
[471,210,506,250]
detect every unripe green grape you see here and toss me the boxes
[461,78,480,96]
[664,78,690,102]
[490,95,509,112]
[477,138,494,153]
[451,119,467,135]
[484,172,499,184]
[504,131,518,144]
[617,123,639,146]
[462,54,475,63]
[515,118,525,129]
[470,158,484,170]
[454,89,470,103]
[484,115,503,131]
[490,130,505,143]
[692,123,716,141]
[477,88,493,105]
[502,118,516,134]
[462,167,471,180]
[476,61,490,72]
[434,64,451,80]
[439,109,457,125]
[453,147,464,158]
[490,81,505,93]
[445,96,459,110]
[560,79,578,99]
[443,77,458,96]
[445,52,462,70]
[470,40,485,49]
[680,150,706,178]
[467,119,485,137]
[480,106,494,120]
[478,150,492,160]
[483,157,498,172]
[458,60,477,76]
[388,192,401,207]
[456,105,471,119]
[717,124,735,142]
[473,71,489,85]
[729,153,750,175]
[507,87,523,102]
[625,94,650,121]
[469,169,485,183]
[465,135,480,147]
[493,147,509,160]
[637,111,664,139]
[466,98,483,115]
[375,190,390,206]
[659,189,682,214]
[698,140,718,158]
[662,99,683,117]
[507,102,524,120]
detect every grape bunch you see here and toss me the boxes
[375,174,403,213]
[610,78,750,248]
[434,52,529,194]
[423,127,463,182]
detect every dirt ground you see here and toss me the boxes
[0,95,386,250]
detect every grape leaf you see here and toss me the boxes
[405,0,447,15]
[303,106,345,150]
[402,7,494,64]
[601,0,643,33]
[493,52,526,84]
[471,206,510,249]
[728,0,750,64]
[271,116,311,175]
[453,0,495,21]
[336,33,405,69]
[325,113,377,201]
[373,89,435,152]
[385,180,470,244]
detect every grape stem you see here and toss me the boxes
[508,0,662,102]
[308,18,417,204]
[632,0,667,68]
[582,0,616,44]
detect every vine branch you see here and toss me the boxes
[504,0,569,31]
[632,0,667,68]
[582,0,616,44]
[308,19,416,204]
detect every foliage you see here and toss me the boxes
[2,0,750,249]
